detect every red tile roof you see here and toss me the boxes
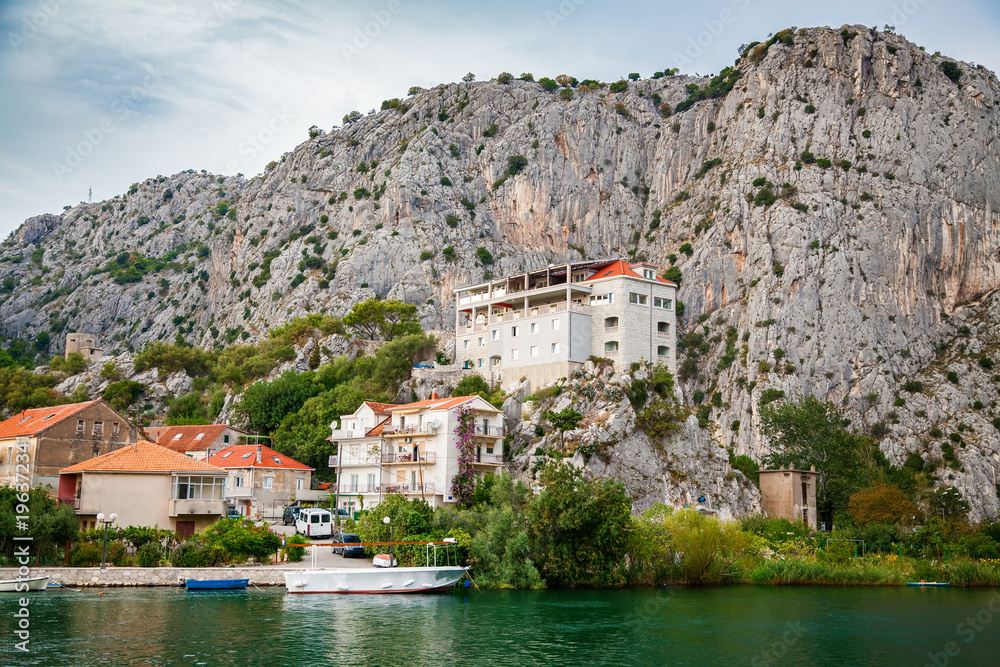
[0,401,101,439]
[387,395,483,412]
[208,444,313,470]
[584,259,677,286]
[364,401,397,415]
[365,416,392,437]
[150,424,238,453]
[60,441,224,474]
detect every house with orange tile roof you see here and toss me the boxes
[207,444,313,519]
[58,441,229,537]
[454,258,677,389]
[0,399,140,492]
[330,394,503,511]
[147,424,247,461]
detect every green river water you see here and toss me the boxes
[3,585,999,666]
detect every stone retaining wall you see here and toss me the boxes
[0,567,289,587]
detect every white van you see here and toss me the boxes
[295,508,333,539]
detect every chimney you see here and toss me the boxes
[431,392,439,400]
[256,446,262,463]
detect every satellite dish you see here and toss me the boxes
[430,418,441,429]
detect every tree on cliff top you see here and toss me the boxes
[343,298,422,341]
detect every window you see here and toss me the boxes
[92,421,103,436]
[530,322,538,334]
[605,341,619,352]
[657,322,670,335]
[463,339,470,350]
[272,456,282,464]
[172,476,226,500]
[643,268,655,280]
[551,342,560,354]
[589,293,613,306]
[478,336,485,347]
[195,432,204,440]
[412,471,418,487]
[241,452,253,459]
[223,434,230,444]
[111,422,120,436]
[551,319,560,331]
[573,272,586,282]
[235,476,244,487]
[263,477,273,489]
[604,317,619,330]
[221,451,232,458]
[629,292,648,305]
[76,419,85,434]
[654,297,672,309]
[349,474,358,492]
[477,358,485,368]
[367,473,376,489]
[491,328,499,341]
[511,325,519,337]
[173,433,183,441]
[529,345,538,358]
[510,348,519,360]
[657,346,670,356]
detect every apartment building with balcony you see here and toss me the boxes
[329,395,504,511]
[207,444,313,519]
[58,441,228,538]
[454,259,677,389]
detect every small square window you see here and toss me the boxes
[511,326,518,337]
[478,337,485,347]
[551,319,560,331]
[529,345,538,357]
[551,342,560,354]
[491,329,499,341]
[530,323,538,334]
[510,348,519,360]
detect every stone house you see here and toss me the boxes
[65,332,102,362]
[758,466,818,530]
[146,424,246,461]
[207,444,313,520]
[58,441,229,537]
[0,399,139,492]
[455,258,677,390]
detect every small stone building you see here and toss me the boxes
[758,466,818,530]
[0,399,139,491]
[65,332,102,363]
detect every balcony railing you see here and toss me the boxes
[226,486,253,498]
[605,350,620,357]
[604,326,619,333]
[383,483,436,495]
[657,331,670,337]
[337,483,381,494]
[382,425,433,437]
[58,497,80,510]
[382,451,437,464]
[471,425,505,437]
[473,453,505,465]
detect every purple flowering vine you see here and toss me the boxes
[451,403,477,505]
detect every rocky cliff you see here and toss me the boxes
[2,25,999,516]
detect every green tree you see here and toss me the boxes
[103,380,144,411]
[761,395,885,519]
[454,374,504,409]
[235,370,321,434]
[342,298,423,341]
[546,408,583,446]
[526,463,633,587]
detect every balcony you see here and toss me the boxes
[383,426,433,437]
[383,483,436,495]
[382,451,437,464]
[657,331,670,338]
[471,425,505,437]
[337,483,381,494]
[604,326,619,333]
[58,496,80,510]
[226,486,253,498]
[330,430,355,440]
[473,453,505,465]
[169,498,226,517]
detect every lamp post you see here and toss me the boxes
[383,516,394,568]
[95,512,117,569]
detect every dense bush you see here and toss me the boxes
[136,542,163,567]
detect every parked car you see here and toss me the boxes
[331,532,364,558]
[282,505,303,525]
[225,508,241,520]
[295,508,333,539]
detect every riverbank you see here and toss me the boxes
[0,566,290,586]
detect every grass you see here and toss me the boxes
[735,556,1000,587]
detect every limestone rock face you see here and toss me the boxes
[3,25,1000,515]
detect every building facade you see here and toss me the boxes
[58,441,228,537]
[207,444,313,519]
[0,399,139,491]
[331,395,504,511]
[454,259,677,389]
[65,332,102,362]
[758,466,818,531]
[147,424,246,461]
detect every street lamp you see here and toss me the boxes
[383,516,394,568]
[95,512,117,569]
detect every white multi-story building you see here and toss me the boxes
[454,259,677,389]
[329,395,504,511]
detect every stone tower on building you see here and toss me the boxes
[65,333,103,363]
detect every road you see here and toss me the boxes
[268,521,376,569]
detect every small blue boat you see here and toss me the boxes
[906,581,951,587]
[185,579,249,590]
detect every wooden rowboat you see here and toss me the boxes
[185,579,249,590]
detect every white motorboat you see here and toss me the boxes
[284,565,467,594]
[0,576,49,592]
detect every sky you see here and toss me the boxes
[2,0,999,240]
